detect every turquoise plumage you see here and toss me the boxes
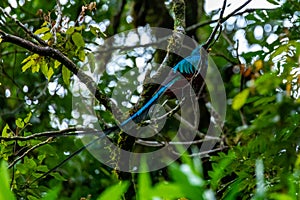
[120,46,202,127]
[173,45,201,74]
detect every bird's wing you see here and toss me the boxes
[173,55,200,74]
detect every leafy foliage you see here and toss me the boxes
[0,161,16,200]
[1,0,300,199]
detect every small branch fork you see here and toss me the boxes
[187,1,258,32]
[202,0,227,50]
[8,137,53,169]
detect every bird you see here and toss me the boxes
[119,45,202,128]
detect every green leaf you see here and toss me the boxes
[41,185,62,200]
[38,154,46,162]
[16,164,28,174]
[168,163,204,199]
[138,172,152,199]
[137,158,152,199]
[87,52,96,72]
[41,21,49,27]
[96,181,129,200]
[66,27,75,35]
[25,156,37,168]
[0,37,2,43]
[41,62,48,77]
[31,62,40,73]
[152,183,183,199]
[270,44,288,60]
[2,124,11,137]
[74,25,85,31]
[90,25,99,36]
[0,161,16,200]
[22,59,35,72]
[209,151,236,190]
[36,165,48,172]
[72,32,85,48]
[269,193,294,200]
[78,49,85,61]
[24,112,32,123]
[22,54,39,64]
[17,140,27,147]
[27,195,39,200]
[47,67,54,80]
[15,118,24,128]
[232,89,250,110]
[54,60,61,69]
[34,27,50,35]
[222,177,243,199]
[89,25,106,36]
[266,0,280,5]
[62,66,71,86]
[51,172,67,181]
[41,32,52,41]
[255,73,281,95]
[21,55,33,64]
[253,96,275,107]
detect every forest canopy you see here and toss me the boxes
[1,0,300,199]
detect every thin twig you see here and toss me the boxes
[171,146,228,157]
[186,7,267,32]
[136,136,221,147]
[208,25,223,49]
[142,98,184,125]
[188,146,228,157]
[0,7,47,46]
[0,127,97,141]
[165,104,206,137]
[210,52,237,64]
[221,0,254,23]
[8,137,53,168]
[202,0,227,50]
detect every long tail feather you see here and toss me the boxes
[120,76,180,126]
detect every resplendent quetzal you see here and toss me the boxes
[110,45,204,132]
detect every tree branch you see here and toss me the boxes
[136,136,221,147]
[202,0,227,50]
[8,137,53,169]
[0,30,111,109]
[186,7,269,33]
[0,127,101,141]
